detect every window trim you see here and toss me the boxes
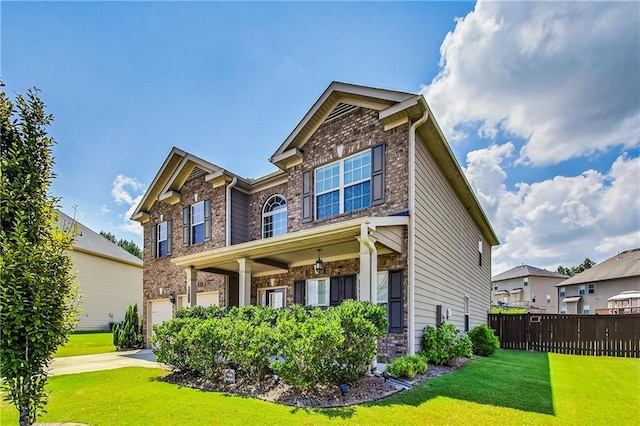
[464,295,470,332]
[315,149,371,220]
[587,283,595,294]
[157,221,168,257]
[579,284,586,295]
[559,287,566,297]
[262,195,288,239]
[190,201,205,245]
[583,304,591,314]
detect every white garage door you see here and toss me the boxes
[197,291,219,307]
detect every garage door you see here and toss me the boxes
[197,291,219,307]
[150,299,173,334]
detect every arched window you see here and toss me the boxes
[262,195,287,238]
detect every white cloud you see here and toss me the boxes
[110,175,145,236]
[422,1,640,165]
[465,146,640,274]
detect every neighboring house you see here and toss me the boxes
[131,82,499,358]
[491,265,567,313]
[557,248,640,314]
[58,211,143,331]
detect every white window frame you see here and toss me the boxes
[559,287,566,297]
[258,286,287,309]
[560,303,567,314]
[315,149,371,220]
[587,283,595,294]
[157,221,168,257]
[262,195,288,239]
[306,278,330,307]
[523,277,529,286]
[583,304,591,314]
[546,295,551,304]
[579,284,586,295]
[191,201,205,244]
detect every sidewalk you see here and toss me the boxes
[48,349,165,376]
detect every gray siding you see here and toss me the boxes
[231,188,249,245]
[413,134,492,350]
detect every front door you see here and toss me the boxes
[330,275,356,306]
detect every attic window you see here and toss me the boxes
[188,166,206,180]
[325,103,358,122]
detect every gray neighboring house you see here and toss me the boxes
[557,248,640,315]
[492,265,568,313]
[58,211,143,330]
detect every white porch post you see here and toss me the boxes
[186,266,198,307]
[369,235,378,305]
[358,238,371,302]
[237,258,252,306]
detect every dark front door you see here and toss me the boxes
[330,275,356,306]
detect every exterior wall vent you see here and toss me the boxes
[188,166,206,180]
[325,103,359,122]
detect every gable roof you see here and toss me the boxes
[57,210,142,267]
[557,248,640,286]
[492,264,568,282]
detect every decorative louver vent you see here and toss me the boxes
[325,103,358,122]
[188,166,206,180]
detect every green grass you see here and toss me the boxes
[54,332,115,358]
[1,350,638,425]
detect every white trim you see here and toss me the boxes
[408,105,429,355]
[262,194,288,239]
[257,286,288,308]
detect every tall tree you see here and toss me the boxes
[0,86,79,425]
[557,258,596,277]
[100,231,142,259]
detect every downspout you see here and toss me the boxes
[408,101,429,355]
[226,176,238,247]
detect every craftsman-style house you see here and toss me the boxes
[132,82,499,358]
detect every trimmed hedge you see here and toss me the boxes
[152,301,387,388]
[467,324,500,356]
[387,355,428,379]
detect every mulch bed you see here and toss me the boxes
[161,357,472,408]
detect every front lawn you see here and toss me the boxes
[1,350,638,425]
[54,332,115,358]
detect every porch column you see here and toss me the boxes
[369,235,378,305]
[186,266,198,307]
[358,238,372,302]
[237,258,252,306]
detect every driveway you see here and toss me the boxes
[48,349,165,376]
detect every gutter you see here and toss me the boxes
[408,99,429,355]
[226,176,238,247]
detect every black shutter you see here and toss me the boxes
[343,275,356,300]
[182,206,190,246]
[150,223,157,258]
[204,199,211,242]
[388,270,403,333]
[330,276,341,306]
[227,274,239,307]
[371,143,385,206]
[302,170,313,223]
[436,305,443,326]
[166,220,172,256]
[294,280,306,305]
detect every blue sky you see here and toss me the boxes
[3,1,639,274]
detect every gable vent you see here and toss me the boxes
[325,103,359,122]
[188,166,206,180]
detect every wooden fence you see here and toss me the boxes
[488,313,640,357]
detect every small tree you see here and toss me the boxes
[113,304,143,350]
[1,86,79,425]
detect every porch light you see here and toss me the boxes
[314,249,325,274]
[168,291,177,304]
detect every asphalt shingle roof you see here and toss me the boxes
[556,248,640,286]
[492,264,567,282]
[57,210,143,267]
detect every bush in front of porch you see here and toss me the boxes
[152,301,387,388]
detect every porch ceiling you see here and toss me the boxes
[171,216,407,276]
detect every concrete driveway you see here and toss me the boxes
[48,349,166,376]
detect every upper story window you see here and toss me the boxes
[579,284,586,295]
[559,287,566,297]
[523,277,529,286]
[262,195,287,238]
[315,150,371,220]
[588,283,595,294]
[152,220,172,258]
[158,221,169,257]
[191,202,205,244]
[182,199,211,246]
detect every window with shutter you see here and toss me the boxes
[302,171,313,223]
[371,143,385,206]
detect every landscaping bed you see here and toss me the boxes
[161,360,469,408]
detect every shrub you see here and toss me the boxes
[152,317,198,371]
[421,322,471,365]
[113,304,143,350]
[467,324,500,356]
[387,355,428,379]
[175,304,227,320]
[187,318,226,378]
